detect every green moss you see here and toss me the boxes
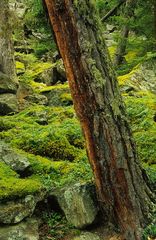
[125,50,139,63]
[0,162,43,201]
[60,93,72,105]
[125,94,156,165]
[0,177,43,201]
[0,105,81,161]
[39,83,69,93]
[16,61,25,74]
[48,155,93,187]
[0,162,18,179]
[15,52,54,92]
[117,64,140,86]
[25,153,55,174]
[108,45,116,59]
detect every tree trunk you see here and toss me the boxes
[0,0,16,79]
[114,0,136,67]
[101,0,125,22]
[114,25,129,67]
[154,0,156,40]
[44,0,155,239]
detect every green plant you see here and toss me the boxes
[41,211,74,240]
[142,222,156,240]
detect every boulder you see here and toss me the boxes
[0,218,39,240]
[0,71,17,94]
[118,58,156,94]
[39,67,54,85]
[0,195,36,224]
[51,182,99,229]
[24,94,48,106]
[0,93,18,115]
[73,232,101,240]
[9,0,27,19]
[38,60,66,86]
[0,141,30,172]
[41,84,72,106]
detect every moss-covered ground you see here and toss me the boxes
[0,104,92,201]
[0,32,156,240]
[1,89,156,201]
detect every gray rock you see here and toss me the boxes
[9,0,27,19]
[34,111,48,125]
[0,72,17,94]
[41,85,72,106]
[0,218,39,240]
[119,58,156,94]
[52,182,98,229]
[38,60,66,86]
[0,141,30,172]
[73,232,101,240]
[39,67,54,85]
[24,94,48,105]
[0,94,18,115]
[0,195,36,224]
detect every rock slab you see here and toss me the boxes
[0,195,36,224]
[73,232,101,240]
[0,218,39,240]
[0,141,30,172]
[53,182,99,229]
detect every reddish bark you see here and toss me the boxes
[44,1,155,239]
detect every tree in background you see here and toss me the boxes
[114,0,136,67]
[44,0,155,239]
[0,0,16,79]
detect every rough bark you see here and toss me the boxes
[0,0,16,79]
[44,0,155,239]
[114,0,136,67]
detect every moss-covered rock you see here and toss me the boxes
[0,105,82,160]
[0,195,36,224]
[118,58,156,94]
[0,161,44,202]
[41,83,71,106]
[0,141,30,172]
[0,93,18,115]
[0,71,17,94]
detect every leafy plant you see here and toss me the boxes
[41,211,74,240]
[142,222,156,240]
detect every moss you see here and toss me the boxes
[0,162,43,201]
[0,105,80,161]
[125,50,139,63]
[23,153,55,174]
[16,61,25,73]
[60,93,72,105]
[49,156,93,187]
[39,83,69,93]
[125,94,156,165]
[108,45,116,59]
[60,118,84,148]
[117,65,140,86]
[15,52,54,92]
[0,177,43,201]
[0,119,15,131]
[0,162,18,179]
